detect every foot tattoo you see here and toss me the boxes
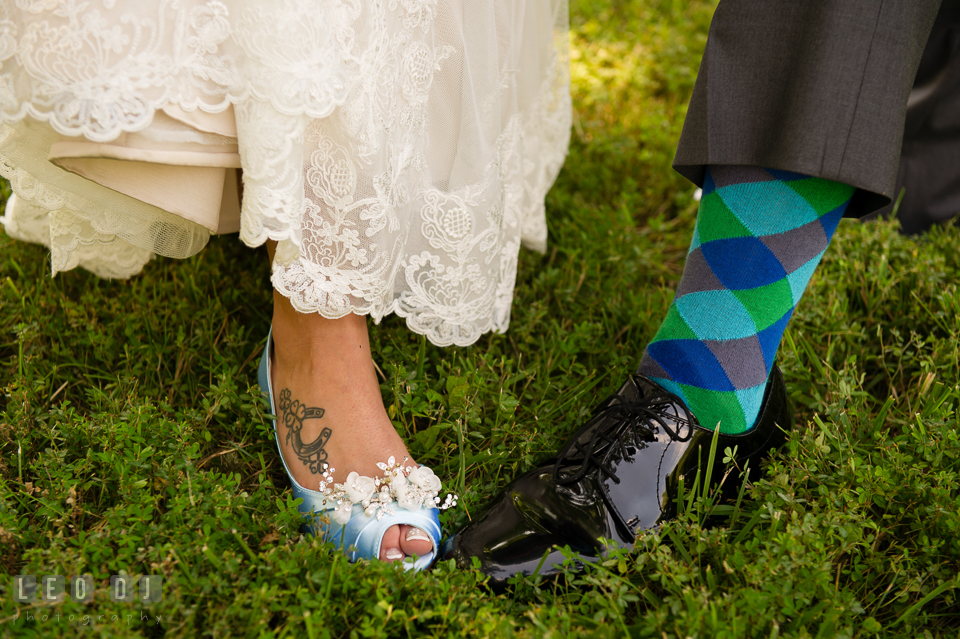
[278,388,332,474]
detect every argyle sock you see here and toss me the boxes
[637,165,855,434]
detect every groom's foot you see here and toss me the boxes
[440,366,793,589]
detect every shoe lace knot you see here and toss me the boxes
[552,377,696,486]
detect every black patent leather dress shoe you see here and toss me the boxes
[440,366,793,589]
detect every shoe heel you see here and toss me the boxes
[259,329,340,538]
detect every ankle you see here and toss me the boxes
[273,294,370,358]
[267,297,411,483]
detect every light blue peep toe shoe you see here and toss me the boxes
[259,329,447,571]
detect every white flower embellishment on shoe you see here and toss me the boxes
[319,456,457,525]
[407,466,443,492]
[394,481,423,511]
[344,473,376,503]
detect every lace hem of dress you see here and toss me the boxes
[270,62,571,347]
[0,0,571,347]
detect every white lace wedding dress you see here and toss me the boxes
[0,0,570,346]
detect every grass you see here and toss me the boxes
[1,0,959,636]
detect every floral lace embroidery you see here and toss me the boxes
[0,0,571,347]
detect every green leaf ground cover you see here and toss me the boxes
[1,1,958,636]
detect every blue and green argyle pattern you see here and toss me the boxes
[638,166,855,434]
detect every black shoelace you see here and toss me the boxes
[553,377,696,486]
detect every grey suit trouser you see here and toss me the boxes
[869,0,960,233]
[673,0,943,217]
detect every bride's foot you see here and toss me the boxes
[270,291,433,563]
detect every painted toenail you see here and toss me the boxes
[385,548,404,560]
[405,527,431,543]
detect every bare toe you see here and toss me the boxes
[399,525,434,559]
[379,525,405,562]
